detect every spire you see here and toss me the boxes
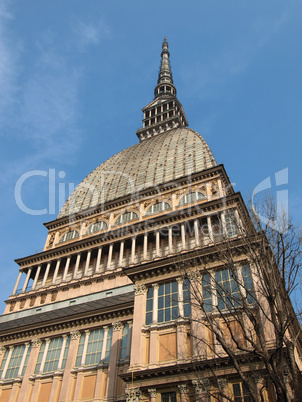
[158,38,173,85]
[136,38,188,141]
[154,38,177,98]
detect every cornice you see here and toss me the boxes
[0,305,134,343]
[15,191,242,268]
[43,164,231,230]
[122,234,254,282]
[119,352,264,383]
[6,268,125,303]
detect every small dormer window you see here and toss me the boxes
[59,230,79,243]
[87,221,107,235]
[179,192,206,206]
[160,86,164,92]
[146,202,171,215]
[116,211,138,225]
[166,86,171,92]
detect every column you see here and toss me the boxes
[39,338,51,373]
[194,219,200,247]
[73,253,81,279]
[17,339,42,402]
[101,327,109,361]
[178,384,188,402]
[80,330,90,366]
[130,285,147,369]
[95,246,102,273]
[32,265,42,290]
[143,233,148,261]
[207,216,213,242]
[62,257,71,281]
[217,179,224,197]
[177,278,184,317]
[155,230,160,257]
[217,378,227,401]
[168,226,173,253]
[106,322,122,399]
[8,379,22,402]
[126,321,133,360]
[48,373,62,402]
[52,259,61,284]
[220,211,227,237]
[181,223,186,249]
[21,267,32,293]
[17,342,30,377]
[206,182,211,200]
[118,241,124,267]
[152,284,159,324]
[107,244,113,270]
[1,345,14,379]
[192,378,210,401]
[84,250,91,276]
[12,270,23,296]
[0,346,6,369]
[148,388,157,402]
[131,237,136,264]
[58,330,81,402]
[42,262,51,287]
[57,335,68,370]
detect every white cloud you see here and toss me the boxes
[74,20,110,50]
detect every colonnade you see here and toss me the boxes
[12,211,237,297]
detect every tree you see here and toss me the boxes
[175,194,302,401]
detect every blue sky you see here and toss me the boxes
[0,1,301,307]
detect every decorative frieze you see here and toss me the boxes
[31,338,42,348]
[70,330,81,340]
[125,387,142,402]
[134,284,147,295]
[112,321,123,331]
[192,378,210,394]
[217,377,227,389]
[178,384,187,394]
[148,388,157,397]
[187,270,201,282]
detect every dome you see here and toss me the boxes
[58,128,216,218]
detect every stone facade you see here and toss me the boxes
[0,39,300,402]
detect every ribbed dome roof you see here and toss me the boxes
[58,128,216,218]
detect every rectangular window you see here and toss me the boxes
[120,323,129,360]
[85,329,104,366]
[146,280,191,325]
[225,209,238,238]
[43,337,63,373]
[233,382,252,402]
[183,279,191,317]
[202,273,213,312]
[0,345,31,379]
[146,287,153,325]
[105,327,113,362]
[35,336,70,374]
[241,265,254,304]
[158,281,178,323]
[76,328,113,367]
[215,269,240,310]
[161,392,176,402]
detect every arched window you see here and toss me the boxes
[86,221,107,235]
[179,191,206,206]
[59,230,79,243]
[146,202,171,215]
[116,211,138,225]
